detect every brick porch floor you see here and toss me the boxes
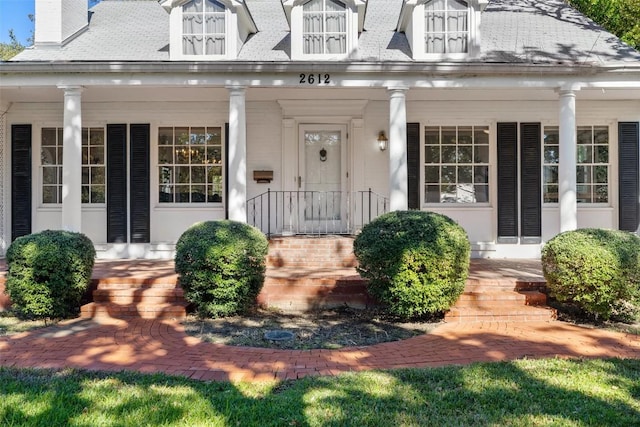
[1,259,639,382]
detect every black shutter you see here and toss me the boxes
[106,124,127,243]
[11,124,32,240]
[497,122,518,242]
[407,123,420,209]
[619,122,640,232]
[225,122,229,220]
[129,124,150,243]
[520,123,541,242]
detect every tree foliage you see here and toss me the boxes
[569,0,640,50]
[0,30,24,61]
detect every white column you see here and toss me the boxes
[388,86,409,211]
[0,106,5,255]
[60,86,83,232]
[558,86,579,232]
[227,86,247,222]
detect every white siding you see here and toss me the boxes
[3,87,638,258]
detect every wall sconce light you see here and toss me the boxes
[377,131,389,151]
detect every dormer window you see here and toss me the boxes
[163,0,257,60]
[303,0,347,55]
[282,0,366,60]
[397,0,487,60]
[425,0,469,54]
[182,0,226,56]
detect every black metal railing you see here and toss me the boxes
[246,189,389,238]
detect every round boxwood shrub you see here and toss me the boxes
[175,220,268,318]
[5,230,96,320]
[354,210,470,319]
[542,228,640,321]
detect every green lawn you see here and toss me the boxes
[1,358,639,426]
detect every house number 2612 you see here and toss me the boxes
[299,73,331,85]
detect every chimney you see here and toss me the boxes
[35,0,88,46]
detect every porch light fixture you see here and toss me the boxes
[377,131,388,151]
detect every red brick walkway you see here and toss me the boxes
[1,258,639,382]
[1,317,638,382]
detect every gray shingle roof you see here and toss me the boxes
[480,0,640,64]
[11,0,640,64]
[14,0,169,61]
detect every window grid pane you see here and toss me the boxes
[82,128,105,204]
[158,126,223,204]
[424,0,469,54]
[41,128,63,204]
[303,0,347,55]
[41,127,105,205]
[423,125,489,203]
[183,0,225,56]
[543,125,609,204]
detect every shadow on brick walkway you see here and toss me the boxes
[1,258,639,382]
[1,317,639,382]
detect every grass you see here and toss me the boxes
[0,312,59,336]
[1,358,640,426]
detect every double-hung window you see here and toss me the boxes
[81,128,106,204]
[158,126,223,204]
[424,125,489,203]
[182,0,226,56]
[543,125,609,204]
[41,127,105,204]
[303,0,347,55]
[424,0,469,54]
[41,128,64,204]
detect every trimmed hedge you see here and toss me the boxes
[354,210,470,319]
[175,220,268,318]
[542,228,640,321]
[5,230,96,320]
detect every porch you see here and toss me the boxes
[1,245,550,323]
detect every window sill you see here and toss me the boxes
[421,203,492,209]
[154,204,224,211]
[543,204,613,208]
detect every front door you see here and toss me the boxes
[298,125,348,233]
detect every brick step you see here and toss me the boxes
[263,276,366,288]
[80,302,187,320]
[91,274,178,289]
[259,267,372,310]
[0,278,10,311]
[92,288,185,304]
[445,306,557,323]
[464,279,547,293]
[267,237,357,269]
[454,291,547,307]
[261,281,369,296]
[257,294,372,311]
[266,259,357,268]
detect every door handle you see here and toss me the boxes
[297,176,302,189]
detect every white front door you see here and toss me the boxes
[298,124,348,233]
